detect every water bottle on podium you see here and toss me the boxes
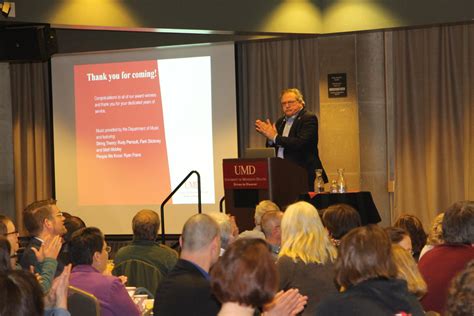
[330,180,338,193]
[336,168,347,193]
[314,169,325,193]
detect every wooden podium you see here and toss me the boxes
[223,158,308,231]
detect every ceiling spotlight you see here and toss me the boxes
[1,2,12,17]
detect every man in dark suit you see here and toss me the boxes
[154,214,309,315]
[153,213,221,315]
[256,88,327,190]
[21,199,66,275]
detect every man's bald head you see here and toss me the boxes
[181,214,220,252]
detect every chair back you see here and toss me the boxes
[68,286,101,316]
[113,259,162,296]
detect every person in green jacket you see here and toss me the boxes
[113,209,178,289]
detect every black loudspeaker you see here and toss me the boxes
[0,26,58,61]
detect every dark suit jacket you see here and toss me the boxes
[153,259,220,316]
[20,237,64,277]
[20,237,42,271]
[268,108,327,189]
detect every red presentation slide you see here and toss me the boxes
[74,60,171,205]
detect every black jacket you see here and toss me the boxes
[269,108,327,189]
[153,259,220,316]
[315,278,424,316]
[20,237,64,276]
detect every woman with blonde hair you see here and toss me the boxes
[419,213,444,260]
[392,245,427,299]
[277,201,338,315]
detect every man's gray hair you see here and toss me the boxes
[255,200,280,226]
[207,212,232,249]
[182,214,220,251]
[132,209,160,241]
[280,88,305,105]
[261,211,283,238]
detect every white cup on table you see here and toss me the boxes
[133,294,148,312]
[125,286,136,297]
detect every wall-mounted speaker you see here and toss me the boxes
[0,26,58,61]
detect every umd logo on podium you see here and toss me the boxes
[223,160,268,189]
[234,165,256,175]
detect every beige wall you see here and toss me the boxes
[318,33,391,226]
[319,35,361,191]
[0,63,15,219]
[356,32,391,226]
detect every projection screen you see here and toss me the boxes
[52,43,237,234]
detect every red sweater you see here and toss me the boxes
[418,244,474,313]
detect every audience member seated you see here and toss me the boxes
[316,225,424,316]
[2,212,61,293]
[57,213,86,265]
[153,213,308,316]
[445,260,474,316]
[229,214,240,239]
[239,200,280,240]
[0,219,6,235]
[62,212,85,235]
[419,213,444,260]
[32,235,64,293]
[277,201,338,315]
[385,226,413,254]
[0,215,19,268]
[394,214,427,261]
[392,244,427,299]
[208,212,235,255]
[0,269,44,316]
[21,199,66,276]
[212,237,309,316]
[210,238,278,315]
[0,265,72,316]
[0,236,12,272]
[69,227,140,316]
[261,210,283,258]
[153,213,221,315]
[322,203,361,247]
[45,264,72,316]
[114,209,177,277]
[418,200,474,314]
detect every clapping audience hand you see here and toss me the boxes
[45,263,71,310]
[32,235,63,262]
[263,289,308,316]
[118,275,128,284]
[29,265,43,283]
[229,215,239,237]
